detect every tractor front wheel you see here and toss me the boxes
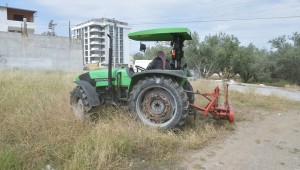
[129,76,189,129]
[70,86,91,119]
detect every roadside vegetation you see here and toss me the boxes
[1,71,299,169]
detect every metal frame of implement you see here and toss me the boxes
[188,84,234,122]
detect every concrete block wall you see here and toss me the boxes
[0,31,83,71]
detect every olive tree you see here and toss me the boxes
[269,32,300,85]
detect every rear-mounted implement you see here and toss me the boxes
[189,84,234,122]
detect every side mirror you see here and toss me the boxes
[140,43,146,52]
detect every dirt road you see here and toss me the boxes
[227,81,300,101]
[181,109,300,170]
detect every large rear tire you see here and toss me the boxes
[70,86,91,119]
[183,80,195,104]
[129,76,189,129]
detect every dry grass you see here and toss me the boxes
[0,71,222,169]
[1,72,298,169]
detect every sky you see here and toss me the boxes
[1,0,300,52]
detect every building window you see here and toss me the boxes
[85,51,88,56]
[120,28,123,38]
[13,14,24,21]
[109,26,113,37]
[8,30,21,33]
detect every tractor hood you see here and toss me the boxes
[128,28,192,41]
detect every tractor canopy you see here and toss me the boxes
[128,27,192,41]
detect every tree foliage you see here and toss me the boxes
[132,43,172,60]
[184,32,239,78]
[232,44,256,82]
[268,32,300,85]
[232,44,271,83]
[250,49,273,82]
[184,32,208,78]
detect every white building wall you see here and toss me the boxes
[7,20,35,33]
[123,28,131,64]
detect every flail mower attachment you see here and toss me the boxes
[189,84,234,122]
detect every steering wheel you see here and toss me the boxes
[135,65,146,72]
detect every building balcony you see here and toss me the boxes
[90,47,100,51]
[90,41,100,44]
[7,20,35,33]
[90,34,102,38]
[90,28,101,32]
[91,54,100,57]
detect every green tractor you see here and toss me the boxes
[70,28,234,130]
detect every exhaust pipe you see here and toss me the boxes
[107,34,113,90]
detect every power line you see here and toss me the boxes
[118,1,300,23]
[131,15,300,25]
[123,0,268,21]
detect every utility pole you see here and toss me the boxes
[22,18,27,36]
[68,21,71,40]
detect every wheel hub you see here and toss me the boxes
[150,99,165,115]
[143,92,171,121]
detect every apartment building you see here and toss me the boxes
[72,18,131,65]
[0,6,36,34]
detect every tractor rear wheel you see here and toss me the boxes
[183,81,195,104]
[70,86,91,119]
[129,76,189,129]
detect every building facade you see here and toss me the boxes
[71,18,131,65]
[0,6,36,34]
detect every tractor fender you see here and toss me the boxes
[74,80,100,106]
[128,70,187,97]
